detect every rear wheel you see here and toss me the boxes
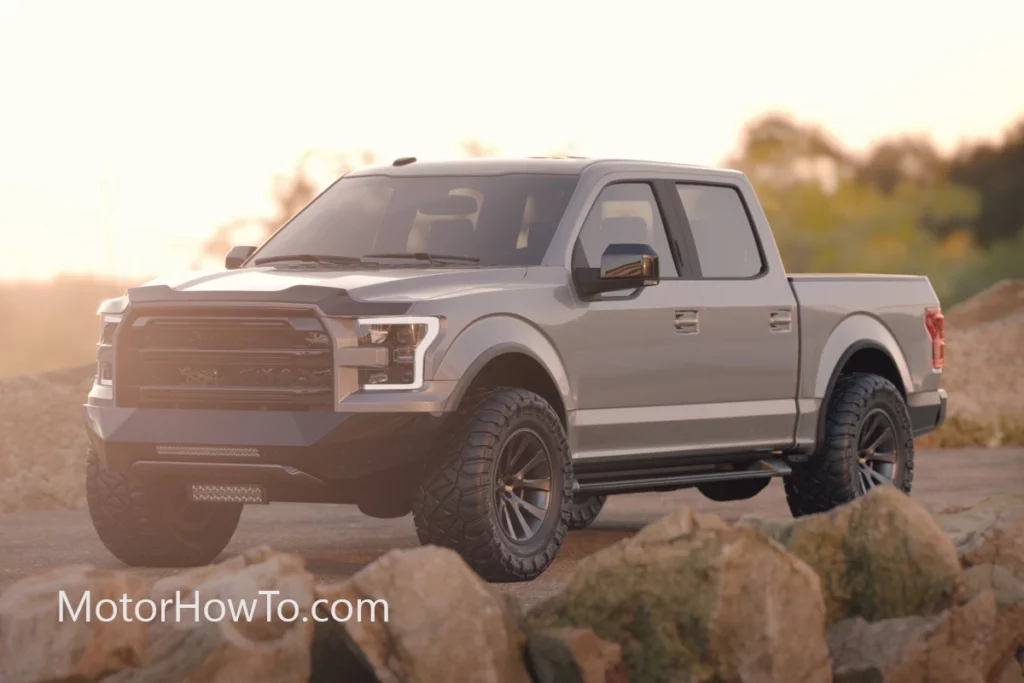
[568,494,606,530]
[412,387,572,582]
[86,448,242,567]
[784,373,914,517]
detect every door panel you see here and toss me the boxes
[674,182,801,449]
[565,280,704,458]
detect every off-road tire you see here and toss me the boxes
[698,477,771,502]
[784,373,915,517]
[568,494,606,530]
[86,448,242,567]
[412,387,573,582]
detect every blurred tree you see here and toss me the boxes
[949,119,1024,245]
[857,135,946,194]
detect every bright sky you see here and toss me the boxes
[2,0,1023,281]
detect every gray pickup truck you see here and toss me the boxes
[85,157,947,581]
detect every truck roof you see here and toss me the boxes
[347,156,740,178]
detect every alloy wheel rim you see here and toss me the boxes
[856,408,901,494]
[493,428,553,543]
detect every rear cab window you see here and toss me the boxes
[675,184,764,278]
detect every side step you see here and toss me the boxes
[574,457,792,495]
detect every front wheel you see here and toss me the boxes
[86,448,242,567]
[412,387,572,582]
[784,373,914,517]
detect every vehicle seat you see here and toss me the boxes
[428,218,475,255]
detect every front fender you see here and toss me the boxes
[812,313,913,399]
[431,316,573,413]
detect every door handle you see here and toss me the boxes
[769,309,793,332]
[675,310,699,334]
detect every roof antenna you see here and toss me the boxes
[392,156,417,166]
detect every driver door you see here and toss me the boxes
[555,181,705,460]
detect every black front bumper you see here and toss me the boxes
[84,404,446,501]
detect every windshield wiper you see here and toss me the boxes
[364,252,481,265]
[253,254,368,267]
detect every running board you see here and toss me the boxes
[574,457,792,495]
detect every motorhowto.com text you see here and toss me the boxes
[58,590,388,624]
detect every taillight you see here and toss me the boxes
[925,307,945,370]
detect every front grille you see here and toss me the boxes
[115,307,334,410]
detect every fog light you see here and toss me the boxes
[190,484,266,504]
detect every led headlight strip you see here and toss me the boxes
[354,316,440,391]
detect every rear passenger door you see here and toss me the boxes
[671,182,800,450]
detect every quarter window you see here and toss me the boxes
[675,184,763,278]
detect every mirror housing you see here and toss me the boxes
[225,245,257,270]
[574,243,659,297]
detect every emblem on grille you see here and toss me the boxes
[305,332,330,347]
[180,366,219,385]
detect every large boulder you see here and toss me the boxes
[828,587,1024,683]
[107,546,315,683]
[526,627,629,683]
[935,495,1024,581]
[312,546,532,683]
[0,564,149,683]
[528,507,831,683]
[739,486,964,625]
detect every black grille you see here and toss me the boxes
[115,307,334,410]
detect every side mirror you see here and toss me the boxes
[225,246,257,270]
[574,243,659,297]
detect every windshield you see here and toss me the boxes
[249,173,580,267]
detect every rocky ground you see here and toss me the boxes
[2,489,1023,683]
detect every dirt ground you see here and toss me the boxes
[1,447,1020,608]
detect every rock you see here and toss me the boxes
[107,546,315,683]
[935,495,1024,580]
[0,564,149,683]
[739,486,963,624]
[828,589,1021,683]
[529,507,831,683]
[962,565,1024,683]
[313,545,532,683]
[526,628,629,683]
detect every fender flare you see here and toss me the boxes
[431,316,573,413]
[812,313,913,446]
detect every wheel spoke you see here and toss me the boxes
[507,491,546,520]
[500,500,519,541]
[507,494,532,534]
[512,451,546,480]
[505,434,531,473]
[859,464,874,491]
[865,427,895,455]
[864,451,897,464]
[866,467,893,486]
[515,478,551,491]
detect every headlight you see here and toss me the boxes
[96,314,122,386]
[354,316,440,390]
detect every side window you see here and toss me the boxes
[675,184,764,278]
[576,183,679,277]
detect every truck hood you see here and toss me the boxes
[140,265,529,303]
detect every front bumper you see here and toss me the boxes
[83,403,446,500]
[908,388,947,437]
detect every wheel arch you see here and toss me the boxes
[815,341,909,449]
[432,316,573,423]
